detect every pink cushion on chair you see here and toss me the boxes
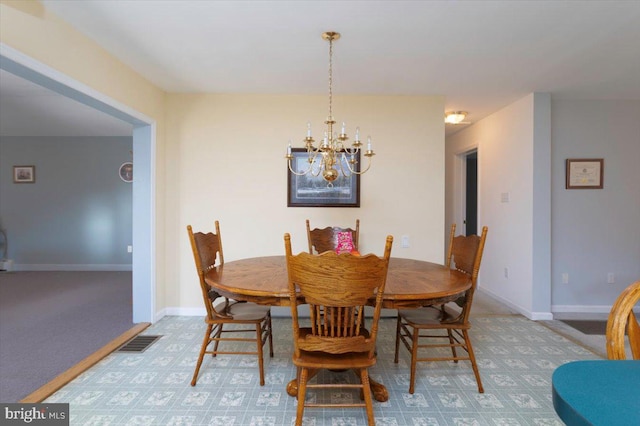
[336,231,355,254]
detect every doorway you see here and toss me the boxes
[1,47,156,323]
[465,151,478,236]
[453,147,478,237]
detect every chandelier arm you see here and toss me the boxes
[339,154,352,177]
[342,155,373,175]
[288,161,312,176]
[288,148,324,176]
[342,145,360,156]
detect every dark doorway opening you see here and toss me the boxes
[465,151,477,236]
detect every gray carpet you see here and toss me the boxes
[0,271,134,403]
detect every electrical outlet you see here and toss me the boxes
[607,272,615,284]
[127,245,133,253]
[504,267,509,278]
[401,235,410,248]
[562,273,569,284]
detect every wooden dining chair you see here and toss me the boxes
[606,280,640,360]
[187,221,273,386]
[306,219,360,254]
[285,233,393,426]
[394,224,488,394]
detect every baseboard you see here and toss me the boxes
[552,305,612,320]
[477,287,553,320]
[163,307,206,316]
[550,305,640,320]
[13,264,132,271]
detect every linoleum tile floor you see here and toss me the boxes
[45,296,601,426]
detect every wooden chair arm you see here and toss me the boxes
[606,281,640,360]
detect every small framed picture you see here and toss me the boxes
[566,159,604,189]
[13,166,35,183]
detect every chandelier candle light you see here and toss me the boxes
[286,31,374,183]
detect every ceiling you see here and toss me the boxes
[1,1,639,137]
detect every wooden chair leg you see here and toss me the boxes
[394,315,402,363]
[409,327,419,394]
[256,323,265,386]
[212,323,223,356]
[191,323,213,386]
[448,329,458,361]
[463,330,484,393]
[295,367,308,426]
[360,368,375,426]
[267,316,274,357]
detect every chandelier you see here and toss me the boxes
[286,31,374,183]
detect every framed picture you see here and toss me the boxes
[566,158,603,189]
[13,166,35,183]
[119,162,133,183]
[287,148,360,207]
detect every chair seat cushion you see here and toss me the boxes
[216,301,270,321]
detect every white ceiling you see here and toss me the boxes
[2,1,639,137]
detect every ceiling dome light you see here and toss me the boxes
[444,111,468,125]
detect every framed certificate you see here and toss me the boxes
[566,159,603,189]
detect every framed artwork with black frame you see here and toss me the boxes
[287,148,360,207]
[566,158,604,189]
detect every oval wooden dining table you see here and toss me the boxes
[204,255,472,402]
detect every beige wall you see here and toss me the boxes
[167,94,445,313]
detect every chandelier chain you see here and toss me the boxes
[328,37,333,120]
